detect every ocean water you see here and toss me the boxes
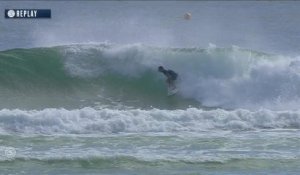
[0,1,300,175]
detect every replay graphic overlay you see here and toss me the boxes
[5,9,51,19]
[0,147,16,159]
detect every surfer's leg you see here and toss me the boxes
[169,79,176,89]
[166,79,173,90]
[166,79,170,87]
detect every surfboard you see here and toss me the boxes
[167,87,178,96]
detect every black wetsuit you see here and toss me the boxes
[162,70,178,80]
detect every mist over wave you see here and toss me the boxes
[62,43,300,110]
[1,43,300,110]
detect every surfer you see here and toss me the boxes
[158,66,178,90]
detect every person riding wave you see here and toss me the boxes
[158,66,178,90]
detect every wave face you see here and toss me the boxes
[1,44,300,110]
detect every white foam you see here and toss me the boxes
[60,44,300,110]
[0,108,299,135]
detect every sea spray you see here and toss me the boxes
[1,44,300,110]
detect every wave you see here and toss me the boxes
[1,43,300,109]
[1,156,299,175]
[2,155,299,165]
[0,108,299,134]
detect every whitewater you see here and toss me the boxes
[2,43,300,110]
[0,43,299,175]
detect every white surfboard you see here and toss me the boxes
[167,88,178,96]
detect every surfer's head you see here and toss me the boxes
[158,66,165,72]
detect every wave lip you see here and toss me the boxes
[0,108,299,135]
[1,44,300,110]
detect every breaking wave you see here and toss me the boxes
[1,43,300,109]
[0,107,299,134]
